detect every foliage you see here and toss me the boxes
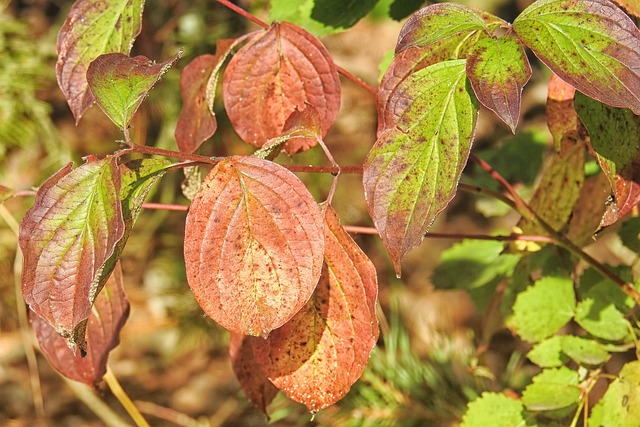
[3,0,640,425]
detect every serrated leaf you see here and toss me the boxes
[560,336,609,366]
[513,0,640,114]
[87,51,182,130]
[250,205,378,411]
[589,361,640,427]
[222,22,340,153]
[184,156,324,337]
[229,333,278,414]
[364,59,478,275]
[511,276,576,343]
[175,39,240,153]
[396,3,506,53]
[19,157,124,349]
[31,262,129,387]
[460,392,527,427]
[466,34,531,132]
[522,367,580,411]
[528,336,569,368]
[56,0,145,122]
[575,93,640,227]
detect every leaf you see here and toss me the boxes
[527,336,569,368]
[522,367,580,412]
[588,361,640,427]
[30,262,129,387]
[228,333,278,414]
[87,51,182,130]
[250,205,379,411]
[560,336,610,366]
[546,73,579,152]
[574,92,640,226]
[618,216,640,253]
[466,34,531,132]
[364,59,478,275]
[513,0,640,114]
[309,0,379,29]
[19,157,124,349]
[175,39,240,153]
[566,172,610,246]
[511,276,576,343]
[184,156,324,337]
[56,0,145,122]
[222,22,340,153]
[460,392,527,427]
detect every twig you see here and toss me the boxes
[104,366,150,427]
[61,376,131,427]
[336,64,377,95]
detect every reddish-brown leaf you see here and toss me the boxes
[251,205,379,412]
[31,262,129,388]
[175,39,239,153]
[56,0,144,122]
[20,157,124,349]
[567,172,611,245]
[184,156,324,337]
[547,73,579,152]
[222,22,340,152]
[229,333,278,414]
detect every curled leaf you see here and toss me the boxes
[251,205,379,411]
[184,156,324,337]
[56,0,145,122]
[222,22,340,153]
[31,262,129,387]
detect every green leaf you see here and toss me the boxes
[618,217,640,253]
[466,34,531,132]
[363,59,478,275]
[522,367,580,412]
[575,269,633,342]
[511,276,576,343]
[513,0,640,114]
[527,336,568,368]
[432,239,519,311]
[460,392,528,427]
[560,336,609,366]
[589,361,640,427]
[87,51,182,130]
[56,0,145,122]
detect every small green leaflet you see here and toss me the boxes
[560,336,609,366]
[364,59,478,275]
[460,392,528,427]
[513,0,640,114]
[56,0,145,122]
[527,336,568,368]
[521,367,580,412]
[589,361,640,427]
[87,51,182,131]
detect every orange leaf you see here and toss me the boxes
[184,156,324,337]
[251,205,378,411]
[222,22,340,153]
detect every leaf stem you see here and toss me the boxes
[142,202,188,211]
[471,154,640,306]
[61,376,131,427]
[104,365,151,427]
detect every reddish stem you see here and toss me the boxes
[336,65,377,96]
[215,0,269,29]
[142,203,189,212]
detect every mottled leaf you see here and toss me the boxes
[251,205,378,411]
[31,262,129,387]
[511,276,576,343]
[522,367,580,411]
[364,59,478,275]
[513,0,640,114]
[560,336,610,366]
[175,39,240,153]
[575,92,640,226]
[466,34,531,132]
[460,392,527,427]
[229,333,278,414]
[87,51,182,130]
[222,22,340,153]
[184,156,324,337]
[56,0,144,122]
[20,157,124,349]
[527,336,568,368]
[589,361,640,427]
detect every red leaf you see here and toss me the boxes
[19,157,124,349]
[175,39,239,153]
[31,262,129,388]
[251,205,379,412]
[184,156,324,337]
[222,22,340,153]
[546,73,579,152]
[229,333,278,414]
[56,0,144,122]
